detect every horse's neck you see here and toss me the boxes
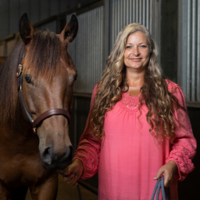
[0,106,33,138]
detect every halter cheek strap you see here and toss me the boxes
[16,63,71,133]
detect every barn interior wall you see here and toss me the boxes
[0,0,99,39]
[161,0,178,83]
[161,0,199,199]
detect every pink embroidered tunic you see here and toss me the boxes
[73,80,196,200]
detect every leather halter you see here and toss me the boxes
[16,63,71,133]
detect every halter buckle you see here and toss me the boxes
[16,64,23,77]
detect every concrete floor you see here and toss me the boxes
[26,175,98,200]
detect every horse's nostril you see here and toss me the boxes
[42,146,52,165]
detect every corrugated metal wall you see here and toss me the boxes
[68,6,104,94]
[110,0,151,47]
[0,0,80,39]
[179,0,200,102]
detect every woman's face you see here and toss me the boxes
[124,31,150,70]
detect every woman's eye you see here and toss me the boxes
[140,45,147,48]
[126,46,131,49]
[25,75,32,84]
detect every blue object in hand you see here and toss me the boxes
[151,177,170,200]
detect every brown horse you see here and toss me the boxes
[0,13,78,200]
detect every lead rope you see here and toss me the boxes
[56,170,82,200]
[151,177,170,200]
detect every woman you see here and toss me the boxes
[63,23,196,200]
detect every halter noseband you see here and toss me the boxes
[16,63,71,133]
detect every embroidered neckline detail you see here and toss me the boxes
[120,93,141,110]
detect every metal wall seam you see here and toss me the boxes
[139,0,142,24]
[146,0,150,31]
[120,0,123,29]
[117,0,120,37]
[198,0,200,101]
[136,0,139,22]
[123,0,126,27]
[181,0,187,96]
[186,0,191,101]
[129,0,132,24]
[150,0,153,34]
[177,0,182,89]
[92,9,95,88]
[143,0,146,27]
[112,0,115,47]
[100,6,104,79]
[191,0,196,101]
[125,0,128,25]
[134,0,136,23]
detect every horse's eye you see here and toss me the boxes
[25,75,32,84]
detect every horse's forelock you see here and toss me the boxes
[24,29,62,83]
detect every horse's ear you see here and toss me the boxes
[59,14,78,45]
[19,13,34,45]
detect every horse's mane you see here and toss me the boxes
[0,42,24,125]
[0,29,62,125]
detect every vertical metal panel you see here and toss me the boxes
[117,0,120,36]
[139,0,142,23]
[197,1,200,101]
[136,0,139,22]
[186,0,191,101]
[191,0,197,101]
[179,0,200,102]
[142,0,146,26]
[73,6,104,94]
[103,0,110,66]
[146,0,150,32]
[110,0,152,49]
[178,0,189,95]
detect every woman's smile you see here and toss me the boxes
[128,58,142,62]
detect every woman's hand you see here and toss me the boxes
[63,159,84,187]
[154,160,178,187]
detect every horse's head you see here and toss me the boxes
[18,13,78,170]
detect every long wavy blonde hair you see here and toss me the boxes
[90,23,185,142]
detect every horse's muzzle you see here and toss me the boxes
[41,145,73,170]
